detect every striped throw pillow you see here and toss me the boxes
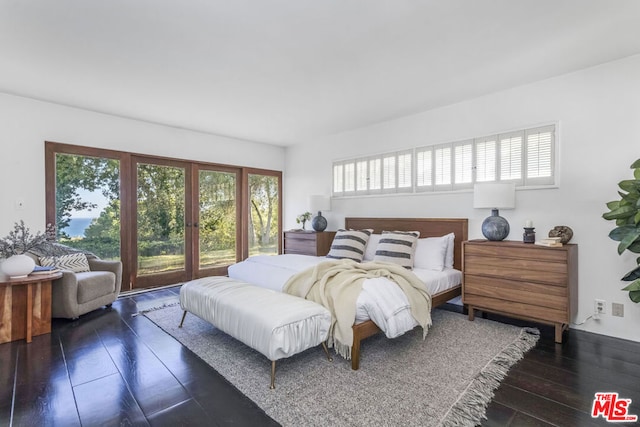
[373,230,421,269]
[326,229,373,262]
[39,253,90,273]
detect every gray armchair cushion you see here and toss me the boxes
[76,271,116,304]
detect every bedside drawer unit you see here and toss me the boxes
[462,240,578,344]
[283,231,336,256]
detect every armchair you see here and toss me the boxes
[26,252,122,319]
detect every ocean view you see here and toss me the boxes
[66,217,94,237]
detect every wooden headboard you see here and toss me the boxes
[344,217,469,270]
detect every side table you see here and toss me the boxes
[0,271,62,344]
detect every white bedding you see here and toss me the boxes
[227,254,461,339]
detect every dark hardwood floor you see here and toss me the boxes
[1,286,639,426]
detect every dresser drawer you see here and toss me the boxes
[464,255,568,285]
[463,242,568,262]
[284,238,315,253]
[464,275,567,311]
[284,231,316,241]
[283,231,336,256]
[463,294,568,324]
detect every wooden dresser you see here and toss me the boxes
[283,230,336,256]
[462,240,578,343]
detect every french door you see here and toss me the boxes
[46,142,281,292]
[132,157,241,288]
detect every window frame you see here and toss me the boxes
[332,123,557,197]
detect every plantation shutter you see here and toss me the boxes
[453,141,473,189]
[416,147,433,191]
[356,160,368,192]
[343,162,355,193]
[525,125,555,185]
[498,131,524,184]
[475,136,496,182]
[397,151,412,189]
[382,155,396,192]
[369,157,382,192]
[434,145,452,189]
[332,164,344,195]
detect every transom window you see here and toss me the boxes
[332,124,555,196]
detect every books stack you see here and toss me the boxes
[30,265,61,276]
[535,237,563,247]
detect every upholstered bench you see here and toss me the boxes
[179,276,332,388]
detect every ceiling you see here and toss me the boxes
[2,1,640,146]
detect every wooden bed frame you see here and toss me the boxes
[345,217,468,370]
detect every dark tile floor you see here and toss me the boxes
[1,286,639,426]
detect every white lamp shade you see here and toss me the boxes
[308,195,331,212]
[473,183,516,209]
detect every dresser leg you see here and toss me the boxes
[554,324,564,344]
[468,306,475,321]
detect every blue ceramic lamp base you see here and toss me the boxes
[481,209,510,241]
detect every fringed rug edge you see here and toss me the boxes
[439,327,540,426]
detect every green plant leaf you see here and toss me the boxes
[606,201,621,210]
[622,279,640,291]
[603,205,637,220]
[632,158,640,169]
[630,290,640,303]
[636,211,640,225]
[628,241,640,253]
[619,180,640,192]
[608,225,638,241]
[618,229,640,254]
[622,265,640,281]
[635,168,640,180]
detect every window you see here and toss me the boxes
[474,137,496,182]
[332,123,556,196]
[453,141,473,189]
[434,146,451,187]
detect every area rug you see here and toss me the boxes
[145,306,539,426]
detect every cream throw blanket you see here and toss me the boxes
[283,259,432,360]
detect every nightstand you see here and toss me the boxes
[283,230,336,256]
[462,240,578,344]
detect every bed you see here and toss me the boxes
[229,217,468,370]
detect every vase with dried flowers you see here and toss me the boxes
[0,220,55,278]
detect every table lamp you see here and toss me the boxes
[473,183,516,241]
[308,195,331,232]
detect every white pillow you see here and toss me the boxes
[326,229,373,262]
[373,230,420,269]
[444,232,455,269]
[363,234,382,261]
[414,235,448,271]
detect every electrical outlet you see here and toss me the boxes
[612,303,624,317]
[595,299,606,315]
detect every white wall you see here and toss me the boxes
[0,92,285,232]
[285,54,640,342]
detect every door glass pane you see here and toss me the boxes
[248,174,279,256]
[199,170,236,269]
[55,153,121,260]
[137,163,185,275]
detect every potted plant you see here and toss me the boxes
[296,212,312,230]
[602,159,640,302]
[0,221,54,278]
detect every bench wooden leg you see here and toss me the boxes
[178,310,187,328]
[321,342,333,362]
[270,361,276,389]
